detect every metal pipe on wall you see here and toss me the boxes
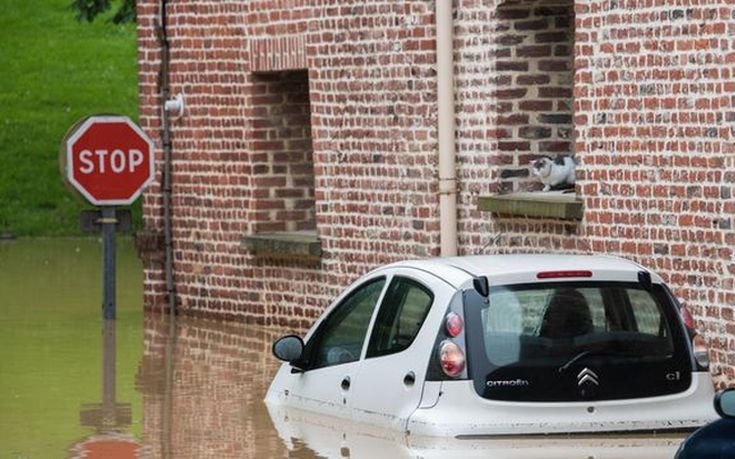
[158,5,178,455]
[436,0,458,257]
[159,0,176,314]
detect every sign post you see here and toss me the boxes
[101,207,117,320]
[61,115,155,320]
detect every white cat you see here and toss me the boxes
[530,155,576,191]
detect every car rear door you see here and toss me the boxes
[348,267,455,429]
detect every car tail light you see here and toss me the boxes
[536,270,593,279]
[439,340,465,378]
[445,312,464,337]
[680,305,695,330]
[692,333,710,369]
[680,305,709,369]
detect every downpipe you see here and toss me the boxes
[159,0,176,315]
[436,0,458,257]
[159,3,177,455]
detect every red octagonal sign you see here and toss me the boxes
[65,115,155,206]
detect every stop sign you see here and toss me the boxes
[64,115,155,206]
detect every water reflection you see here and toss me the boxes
[136,312,319,458]
[268,402,685,459]
[69,319,144,458]
[79,321,131,431]
[0,238,144,457]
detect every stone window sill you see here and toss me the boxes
[477,191,584,221]
[241,230,321,261]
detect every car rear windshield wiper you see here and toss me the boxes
[558,349,641,373]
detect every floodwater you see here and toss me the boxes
[0,239,688,458]
[0,238,302,458]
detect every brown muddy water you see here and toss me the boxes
[0,239,687,458]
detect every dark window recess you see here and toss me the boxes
[301,278,386,370]
[367,277,434,358]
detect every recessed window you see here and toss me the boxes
[249,70,315,233]
[494,0,575,192]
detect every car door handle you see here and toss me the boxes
[341,376,351,391]
[404,371,416,387]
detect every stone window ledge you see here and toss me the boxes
[241,230,321,261]
[477,191,583,221]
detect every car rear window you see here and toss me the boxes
[464,281,692,402]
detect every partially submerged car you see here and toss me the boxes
[265,255,716,436]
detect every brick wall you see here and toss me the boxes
[137,0,735,385]
[572,1,735,384]
[137,0,439,328]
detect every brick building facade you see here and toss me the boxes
[136,0,735,384]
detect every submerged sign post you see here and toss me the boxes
[62,115,155,320]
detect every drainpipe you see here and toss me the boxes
[159,0,176,314]
[159,4,178,456]
[436,0,457,257]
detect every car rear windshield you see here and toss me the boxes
[464,281,692,402]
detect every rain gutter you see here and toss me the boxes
[159,3,177,454]
[159,0,176,314]
[436,0,458,257]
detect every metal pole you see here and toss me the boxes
[101,207,116,320]
[101,207,117,429]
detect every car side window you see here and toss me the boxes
[366,276,434,359]
[304,277,386,370]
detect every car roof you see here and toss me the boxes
[389,254,660,290]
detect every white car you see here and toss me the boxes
[265,255,717,436]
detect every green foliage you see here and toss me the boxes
[0,0,140,236]
[71,0,136,24]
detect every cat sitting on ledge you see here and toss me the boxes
[530,155,576,192]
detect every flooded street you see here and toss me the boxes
[0,238,146,457]
[0,239,687,458]
[0,238,301,458]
